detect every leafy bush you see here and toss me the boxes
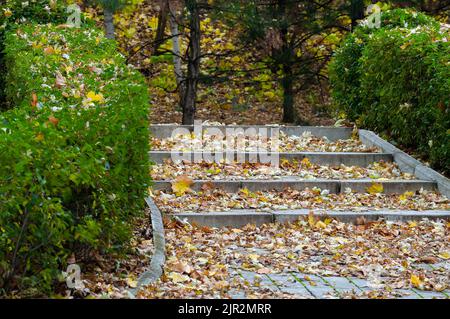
[329,9,449,174]
[0,0,67,26]
[0,1,68,110]
[329,9,438,119]
[0,23,150,293]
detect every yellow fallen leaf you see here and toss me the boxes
[35,132,44,142]
[438,252,450,260]
[410,274,422,288]
[171,175,194,196]
[287,252,296,260]
[315,221,327,229]
[308,212,316,227]
[126,276,138,288]
[367,182,384,194]
[240,187,250,197]
[86,91,104,102]
[408,221,417,228]
[248,254,259,262]
[301,157,312,168]
[167,272,189,283]
[399,191,415,201]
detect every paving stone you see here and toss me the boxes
[418,291,448,299]
[236,270,279,292]
[321,276,354,289]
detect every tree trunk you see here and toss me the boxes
[281,63,295,123]
[278,0,295,123]
[350,0,365,32]
[153,0,170,54]
[169,11,185,107]
[104,7,115,39]
[181,0,201,125]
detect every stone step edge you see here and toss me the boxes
[148,151,393,167]
[167,209,450,227]
[152,179,437,194]
[150,125,353,141]
[359,130,450,198]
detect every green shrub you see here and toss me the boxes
[0,1,69,110]
[329,9,438,120]
[329,9,449,174]
[0,23,150,293]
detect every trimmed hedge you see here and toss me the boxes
[329,9,449,174]
[0,1,68,110]
[0,22,150,293]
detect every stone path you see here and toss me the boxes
[226,247,450,299]
[148,124,450,299]
[230,269,449,299]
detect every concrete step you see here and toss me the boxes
[170,209,450,228]
[149,151,392,167]
[150,124,353,141]
[152,179,437,194]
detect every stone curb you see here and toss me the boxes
[172,209,450,227]
[128,197,166,297]
[153,179,437,194]
[148,150,393,167]
[359,130,450,198]
[150,124,352,141]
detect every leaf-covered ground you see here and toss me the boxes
[152,187,449,213]
[151,131,379,152]
[151,160,413,181]
[82,218,449,299]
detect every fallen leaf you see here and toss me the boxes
[171,175,194,196]
[31,93,38,108]
[315,220,327,229]
[55,71,66,88]
[43,47,55,55]
[438,252,450,260]
[126,276,138,288]
[410,274,422,288]
[201,181,215,192]
[48,115,59,127]
[86,91,104,102]
[172,261,193,274]
[419,256,438,264]
[256,268,272,274]
[367,182,384,194]
[167,272,190,283]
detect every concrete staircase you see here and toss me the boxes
[149,124,450,227]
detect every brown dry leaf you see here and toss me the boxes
[31,92,38,108]
[172,261,193,274]
[48,115,59,127]
[256,268,272,274]
[201,181,215,192]
[55,71,66,88]
[419,256,438,264]
[171,175,194,196]
[43,47,55,55]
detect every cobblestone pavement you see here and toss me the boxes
[229,269,450,299]
[227,247,450,299]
